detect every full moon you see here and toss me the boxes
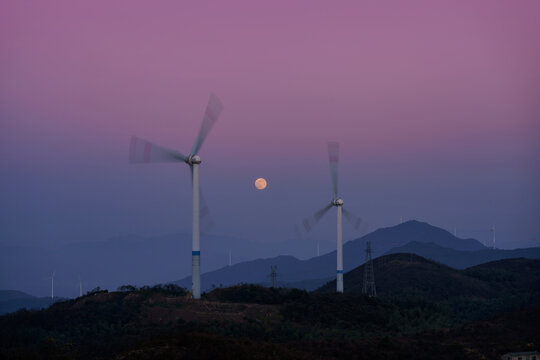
[254,178,267,190]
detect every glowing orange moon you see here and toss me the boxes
[254,178,267,190]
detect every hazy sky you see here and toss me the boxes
[1,0,539,249]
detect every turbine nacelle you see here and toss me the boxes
[333,198,344,206]
[188,155,202,165]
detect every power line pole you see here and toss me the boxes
[362,241,376,297]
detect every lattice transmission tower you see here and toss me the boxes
[362,241,376,297]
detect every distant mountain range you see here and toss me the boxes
[2,220,539,298]
[0,232,330,297]
[175,221,540,292]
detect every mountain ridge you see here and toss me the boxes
[175,221,535,292]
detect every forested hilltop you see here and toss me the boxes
[1,255,539,359]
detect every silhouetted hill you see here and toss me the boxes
[464,258,540,292]
[1,284,539,359]
[316,254,540,315]
[315,253,495,299]
[385,241,540,268]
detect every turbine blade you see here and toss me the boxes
[199,190,214,234]
[328,141,339,200]
[342,208,363,230]
[191,93,224,155]
[302,202,333,232]
[129,136,188,164]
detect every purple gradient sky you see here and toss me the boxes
[1,0,539,249]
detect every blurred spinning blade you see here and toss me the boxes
[302,202,333,233]
[342,208,363,230]
[191,93,224,155]
[129,136,188,163]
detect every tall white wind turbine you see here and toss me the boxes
[300,142,362,293]
[129,93,224,299]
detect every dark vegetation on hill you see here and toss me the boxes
[317,254,540,321]
[1,255,540,360]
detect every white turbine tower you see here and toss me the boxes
[129,93,224,299]
[78,275,83,297]
[300,142,362,293]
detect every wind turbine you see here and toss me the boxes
[78,275,83,297]
[300,142,362,293]
[129,93,224,299]
[47,271,55,299]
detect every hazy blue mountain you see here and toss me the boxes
[2,220,528,297]
[385,241,540,269]
[0,290,62,315]
[175,221,538,292]
[356,220,485,256]
[0,233,329,297]
[175,255,335,291]
[0,290,34,302]
[175,221,483,291]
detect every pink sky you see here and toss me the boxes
[1,0,539,247]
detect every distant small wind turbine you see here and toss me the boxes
[47,271,55,299]
[491,226,496,248]
[129,93,224,299]
[78,275,83,297]
[299,142,362,293]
